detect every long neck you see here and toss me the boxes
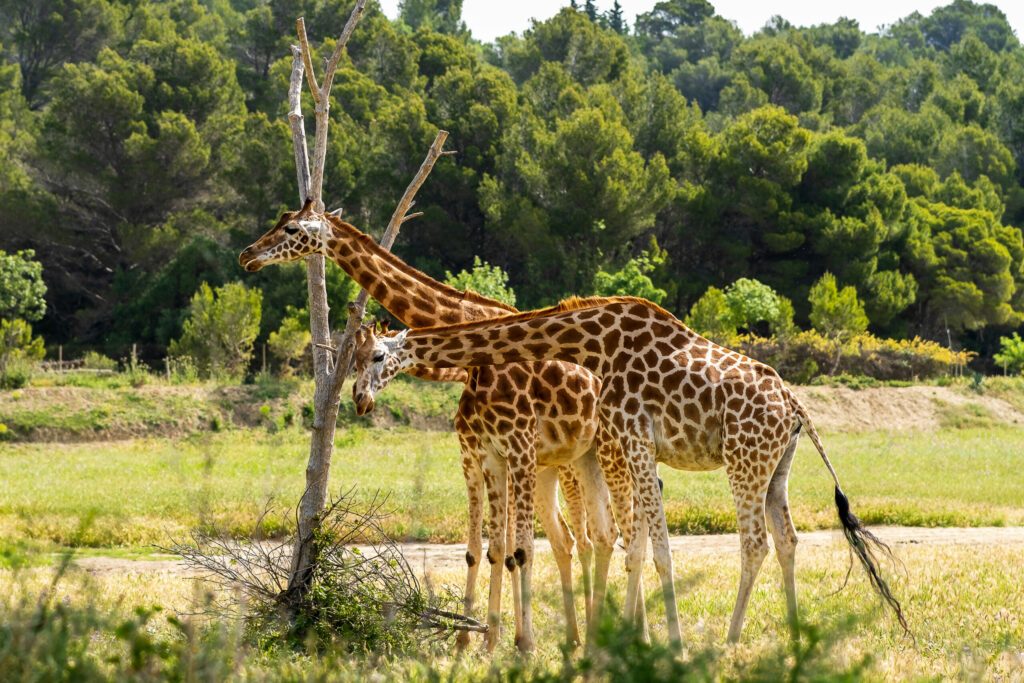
[401,300,695,378]
[322,215,516,327]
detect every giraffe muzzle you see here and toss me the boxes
[238,249,263,272]
[353,393,375,416]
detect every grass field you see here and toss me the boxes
[2,537,1022,679]
[0,424,1022,550]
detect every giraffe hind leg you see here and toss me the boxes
[766,432,801,637]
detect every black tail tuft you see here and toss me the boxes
[834,487,910,636]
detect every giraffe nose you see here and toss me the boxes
[238,248,262,272]
[354,392,374,416]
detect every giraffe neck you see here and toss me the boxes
[400,297,699,377]
[321,215,516,327]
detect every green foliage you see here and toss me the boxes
[686,279,795,341]
[267,307,310,377]
[0,318,44,388]
[993,332,1024,374]
[0,249,46,322]
[2,0,1024,367]
[80,350,116,371]
[723,278,791,334]
[682,287,730,340]
[169,282,262,380]
[592,241,668,303]
[809,272,870,341]
[739,329,972,382]
[444,256,516,307]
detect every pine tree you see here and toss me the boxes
[569,0,579,10]
[584,0,598,21]
[606,0,625,33]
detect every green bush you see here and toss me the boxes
[737,330,972,382]
[809,272,869,342]
[267,306,310,377]
[993,333,1024,374]
[0,249,46,323]
[0,319,44,389]
[444,256,516,307]
[169,281,262,380]
[80,350,117,371]
[686,279,795,341]
[592,241,668,304]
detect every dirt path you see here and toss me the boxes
[70,526,1024,576]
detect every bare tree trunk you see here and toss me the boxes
[280,2,451,605]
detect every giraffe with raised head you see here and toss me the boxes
[351,295,910,643]
[238,200,641,652]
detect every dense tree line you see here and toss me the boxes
[1,0,1023,365]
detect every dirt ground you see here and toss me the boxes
[69,525,1024,577]
[792,384,1024,432]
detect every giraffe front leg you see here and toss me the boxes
[573,448,616,638]
[481,456,508,653]
[538,467,581,649]
[457,438,485,652]
[511,434,538,654]
[559,464,592,626]
[623,434,681,644]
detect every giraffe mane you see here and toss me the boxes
[321,212,519,316]
[407,295,677,332]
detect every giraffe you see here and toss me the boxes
[238,200,640,652]
[351,295,910,643]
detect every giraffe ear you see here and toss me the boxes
[380,320,390,334]
[329,207,343,218]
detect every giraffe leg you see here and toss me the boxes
[481,455,508,653]
[725,463,771,644]
[457,438,485,652]
[538,467,581,648]
[506,488,523,649]
[623,488,647,626]
[627,437,681,644]
[573,448,616,638]
[596,430,650,640]
[559,464,592,626]
[511,434,538,653]
[766,433,801,637]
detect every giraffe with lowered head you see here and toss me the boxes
[238,200,641,652]
[351,295,910,643]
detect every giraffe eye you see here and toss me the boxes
[284,225,299,235]
[372,352,385,363]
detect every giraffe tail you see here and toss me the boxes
[784,386,910,636]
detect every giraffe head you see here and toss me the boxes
[351,323,408,415]
[238,199,332,272]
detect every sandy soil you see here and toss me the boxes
[792,384,1024,432]
[69,525,1024,577]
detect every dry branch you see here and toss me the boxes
[282,0,450,605]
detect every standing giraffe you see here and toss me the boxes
[238,201,640,651]
[351,295,909,643]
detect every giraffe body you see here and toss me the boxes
[240,203,638,651]
[354,296,908,643]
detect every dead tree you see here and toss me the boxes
[280,2,452,606]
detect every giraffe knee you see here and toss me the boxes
[466,551,476,567]
[504,555,516,572]
[514,547,527,567]
[486,549,499,565]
